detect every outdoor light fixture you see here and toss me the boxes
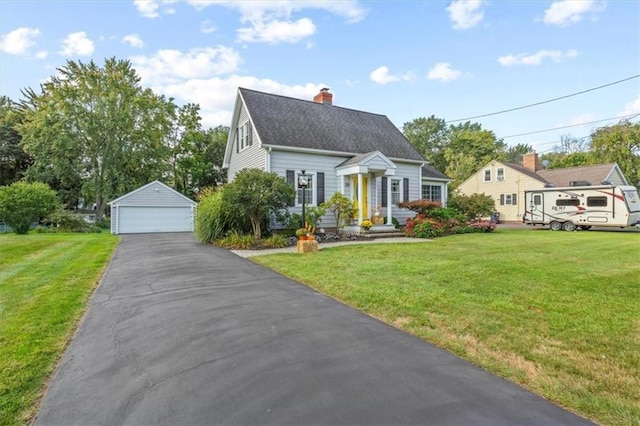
[298,170,308,226]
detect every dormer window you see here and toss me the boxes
[236,121,253,152]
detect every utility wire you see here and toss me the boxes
[500,113,640,139]
[446,74,640,123]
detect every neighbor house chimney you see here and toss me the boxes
[523,151,540,172]
[313,87,333,105]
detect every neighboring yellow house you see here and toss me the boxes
[457,152,628,222]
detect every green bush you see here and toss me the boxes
[215,230,256,249]
[413,219,445,238]
[448,192,495,220]
[195,187,248,243]
[426,207,466,222]
[47,208,100,233]
[0,181,59,234]
[262,234,288,248]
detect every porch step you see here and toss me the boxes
[361,231,406,239]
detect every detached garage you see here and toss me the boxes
[109,181,197,234]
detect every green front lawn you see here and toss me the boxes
[253,229,640,426]
[0,233,118,426]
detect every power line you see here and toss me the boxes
[446,74,640,123]
[500,113,640,139]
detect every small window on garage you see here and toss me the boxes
[587,196,607,207]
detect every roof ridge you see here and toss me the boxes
[238,87,388,118]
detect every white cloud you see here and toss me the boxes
[620,96,640,117]
[237,17,316,44]
[370,66,414,85]
[200,20,216,34]
[135,1,366,44]
[36,50,48,59]
[543,0,605,27]
[130,46,242,85]
[446,0,484,30]
[59,32,95,56]
[0,27,41,55]
[156,75,326,128]
[498,49,578,66]
[123,34,144,48]
[427,63,462,81]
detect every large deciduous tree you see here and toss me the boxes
[402,115,450,172]
[17,58,174,220]
[0,96,32,186]
[590,121,640,186]
[444,122,506,188]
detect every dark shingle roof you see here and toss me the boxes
[503,162,548,183]
[536,163,620,187]
[239,88,425,162]
[422,165,450,180]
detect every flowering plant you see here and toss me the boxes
[360,219,373,230]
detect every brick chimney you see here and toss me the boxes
[522,151,540,172]
[313,87,332,105]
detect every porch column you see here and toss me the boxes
[357,173,364,224]
[340,175,345,195]
[386,176,392,225]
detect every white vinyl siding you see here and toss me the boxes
[227,104,266,180]
[109,181,196,234]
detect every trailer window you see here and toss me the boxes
[587,196,607,207]
[533,194,542,206]
[556,199,580,206]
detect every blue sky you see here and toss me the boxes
[1,0,639,154]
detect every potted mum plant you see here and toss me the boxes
[361,219,373,231]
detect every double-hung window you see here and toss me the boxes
[391,179,401,206]
[483,169,491,182]
[421,184,442,203]
[297,173,314,206]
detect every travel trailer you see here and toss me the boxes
[523,184,640,231]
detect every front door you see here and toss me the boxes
[352,176,369,221]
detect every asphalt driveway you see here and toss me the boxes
[36,233,592,425]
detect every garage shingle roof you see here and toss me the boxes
[240,88,425,162]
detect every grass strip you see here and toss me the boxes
[0,233,118,426]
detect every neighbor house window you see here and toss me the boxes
[497,168,505,181]
[484,169,491,182]
[422,184,442,203]
[391,179,401,206]
[500,193,517,205]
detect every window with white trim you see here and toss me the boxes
[497,168,505,181]
[391,179,401,206]
[499,193,517,205]
[297,172,314,206]
[237,121,252,151]
[484,169,491,182]
[421,184,442,203]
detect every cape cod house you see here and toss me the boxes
[223,88,451,229]
[457,152,628,222]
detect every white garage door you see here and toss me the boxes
[117,206,194,234]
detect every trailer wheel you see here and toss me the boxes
[579,225,592,231]
[563,222,576,232]
[550,221,562,231]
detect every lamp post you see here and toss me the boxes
[298,170,308,226]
